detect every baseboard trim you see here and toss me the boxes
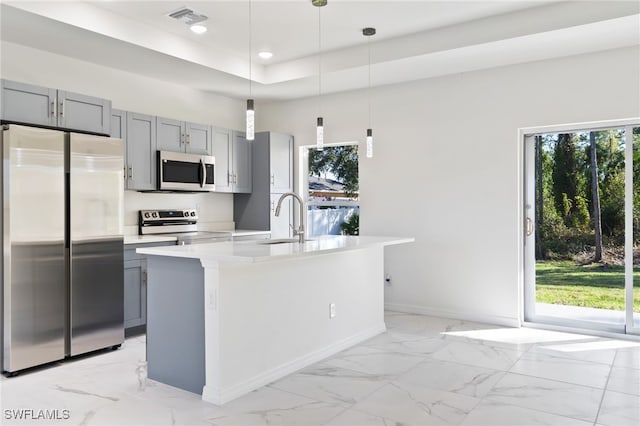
[202,323,386,405]
[384,303,520,328]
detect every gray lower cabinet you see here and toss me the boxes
[156,116,212,155]
[124,259,147,329]
[1,79,111,135]
[124,241,175,329]
[212,127,252,193]
[126,112,157,191]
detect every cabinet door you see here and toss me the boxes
[1,79,57,127]
[270,133,293,193]
[233,131,252,193]
[156,116,185,153]
[212,127,232,193]
[57,90,111,135]
[111,110,127,187]
[126,112,157,191]
[270,193,293,239]
[186,122,212,155]
[124,259,147,329]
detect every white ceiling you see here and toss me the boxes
[1,1,639,102]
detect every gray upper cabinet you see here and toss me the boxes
[234,131,294,236]
[212,127,232,193]
[57,90,111,135]
[212,127,252,193]
[1,79,111,135]
[126,112,157,191]
[1,80,56,127]
[232,131,252,194]
[111,109,127,187]
[186,122,212,155]
[157,116,212,155]
[267,132,294,193]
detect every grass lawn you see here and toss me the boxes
[536,260,640,311]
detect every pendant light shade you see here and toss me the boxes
[246,0,254,141]
[363,27,375,158]
[246,99,255,141]
[317,117,324,151]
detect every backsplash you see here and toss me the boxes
[123,191,234,235]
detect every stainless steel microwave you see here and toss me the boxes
[157,150,215,191]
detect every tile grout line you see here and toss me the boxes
[593,349,617,424]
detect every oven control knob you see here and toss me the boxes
[144,212,150,218]
[152,212,158,218]
[191,211,196,217]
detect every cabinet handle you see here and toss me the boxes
[227,172,232,185]
[270,174,274,185]
[234,173,238,184]
[271,201,275,211]
[51,100,56,117]
[129,166,133,180]
[186,134,190,145]
[142,271,147,284]
[123,166,127,180]
[59,100,64,118]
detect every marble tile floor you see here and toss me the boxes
[1,311,639,426]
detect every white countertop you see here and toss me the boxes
[136,235,414,263]
[231,230,271,237]
[124,235,178,245]
[124,230,270,245]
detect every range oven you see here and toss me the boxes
[139,209,231,245]
[157,150,215,192]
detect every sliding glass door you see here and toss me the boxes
[524,120,640,336]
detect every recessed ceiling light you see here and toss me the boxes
[258,51,273,59]
[190,24,207,34]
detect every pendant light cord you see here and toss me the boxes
[318,6,322,116]
[249,0,252,99]
[367,35,371,129]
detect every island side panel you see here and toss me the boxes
[146,255,205,395]
[203,246,385,404]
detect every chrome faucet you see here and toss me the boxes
[275,192,306,243]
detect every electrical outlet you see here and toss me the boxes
[329,303,336,318]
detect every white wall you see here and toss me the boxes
[259,46,640,326]
[0,41,244,231]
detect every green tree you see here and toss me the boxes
[552,133,579,227]
[309,146,359,198]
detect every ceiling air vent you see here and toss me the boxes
[168,7,207,25]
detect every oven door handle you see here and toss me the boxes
[200,158,206,188]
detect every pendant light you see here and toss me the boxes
[246,0,255,141]
[314,0,326,151]
[363,27,375,158]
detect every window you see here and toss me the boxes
[304,143,359,237]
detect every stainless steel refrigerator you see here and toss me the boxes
[1,124,124,373]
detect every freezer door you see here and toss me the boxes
[2,125,66,372]
[69,133,124,356]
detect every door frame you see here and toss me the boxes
[519,118,640,335]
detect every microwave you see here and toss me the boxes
[157,150,215,191]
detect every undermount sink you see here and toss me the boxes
[256,238,313,245]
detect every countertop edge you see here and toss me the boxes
[136,236,414,263]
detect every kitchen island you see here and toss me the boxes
[137,235,413,405]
